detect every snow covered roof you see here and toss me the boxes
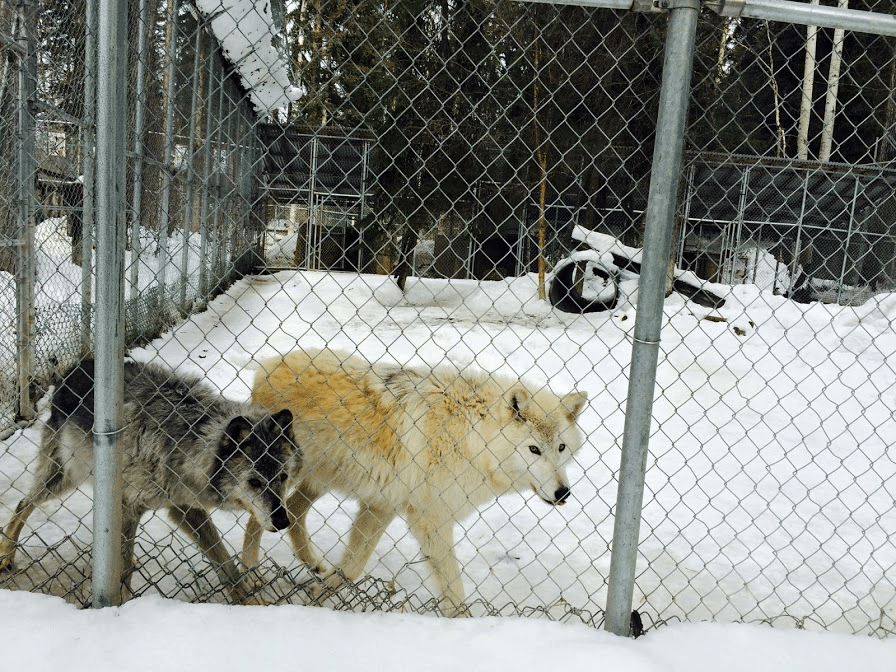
[194,0,301,115]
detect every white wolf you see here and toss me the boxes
[242,349,588,616]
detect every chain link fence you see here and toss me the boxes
[1,0,895,637]
[0,0,262,430]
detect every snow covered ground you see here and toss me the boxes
[1,222,895,667]
[1,589,894,672]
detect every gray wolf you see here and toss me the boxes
[0,359,302,603]
[241,348,588,616]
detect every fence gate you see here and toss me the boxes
[257,124,371,271]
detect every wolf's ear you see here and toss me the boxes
[561,391,588,421]
[506,385,531,421]
[272,408,293,428]
[224,416,253,447]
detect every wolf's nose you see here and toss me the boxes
[271,506,290,531]
[554,485,571,504]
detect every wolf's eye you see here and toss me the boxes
[248,478,263,489]
[529,445,541,455]
[279,473,288,482]
[559,444,566,453]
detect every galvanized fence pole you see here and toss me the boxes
[238,109,255,260]
[81,0,97,354]
[198,39,214,302]
[210,62,226,285]
[220,83,235,280]
[307,137,319,269]
[129,0,150,300]
[92,0,128,608]
[226,103,235,268]
[179,22,204,310]
[157,0,179,319]
[603,0,699,636]
[246,110,264,265]
[15,0,36,421]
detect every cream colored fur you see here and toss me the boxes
[242,349,588,616]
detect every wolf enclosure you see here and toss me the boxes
[1,0,895,638]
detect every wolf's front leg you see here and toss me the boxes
[406,508,467,617]
[283,484,329,575]
[309,502,394,602]
[118,506,146,604]
[336,502,395,585]
[167,505,248,601]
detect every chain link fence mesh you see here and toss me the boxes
[1,0,895,636]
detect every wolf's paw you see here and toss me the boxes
[118,583,137,605]
[436,589,470,617]
[307,558,334,578]
[238,594,271,606]
[442,601,471,618]
[305,567,348,603]
[295,545,329,576]
[0,541,17,573]
[318,567,346,591]
[229,579,268,606]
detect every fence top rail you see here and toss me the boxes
[518,0,634,10]
[258,124,375,141]
[689,152,896,179]
[523,0,896,38]
[707,0,896,36]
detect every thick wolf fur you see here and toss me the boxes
[0,359,301,603]
[242,348,588,616]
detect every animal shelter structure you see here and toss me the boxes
[1,0,896,640]
[256,123,373,271]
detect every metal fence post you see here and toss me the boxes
[157,0,179,320]
[81,0,97,354]
[15,0,36,422]
[222,82,236,280]
[129,0,150,301]
[198,38,214,302]
[211,63,226,285]
[179,20,204,310]
[237,107,255,269]
[603,0,699,636]
[92,0,128,608]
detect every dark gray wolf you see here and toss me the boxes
[242,348,588,616]
[0,359,301,603]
